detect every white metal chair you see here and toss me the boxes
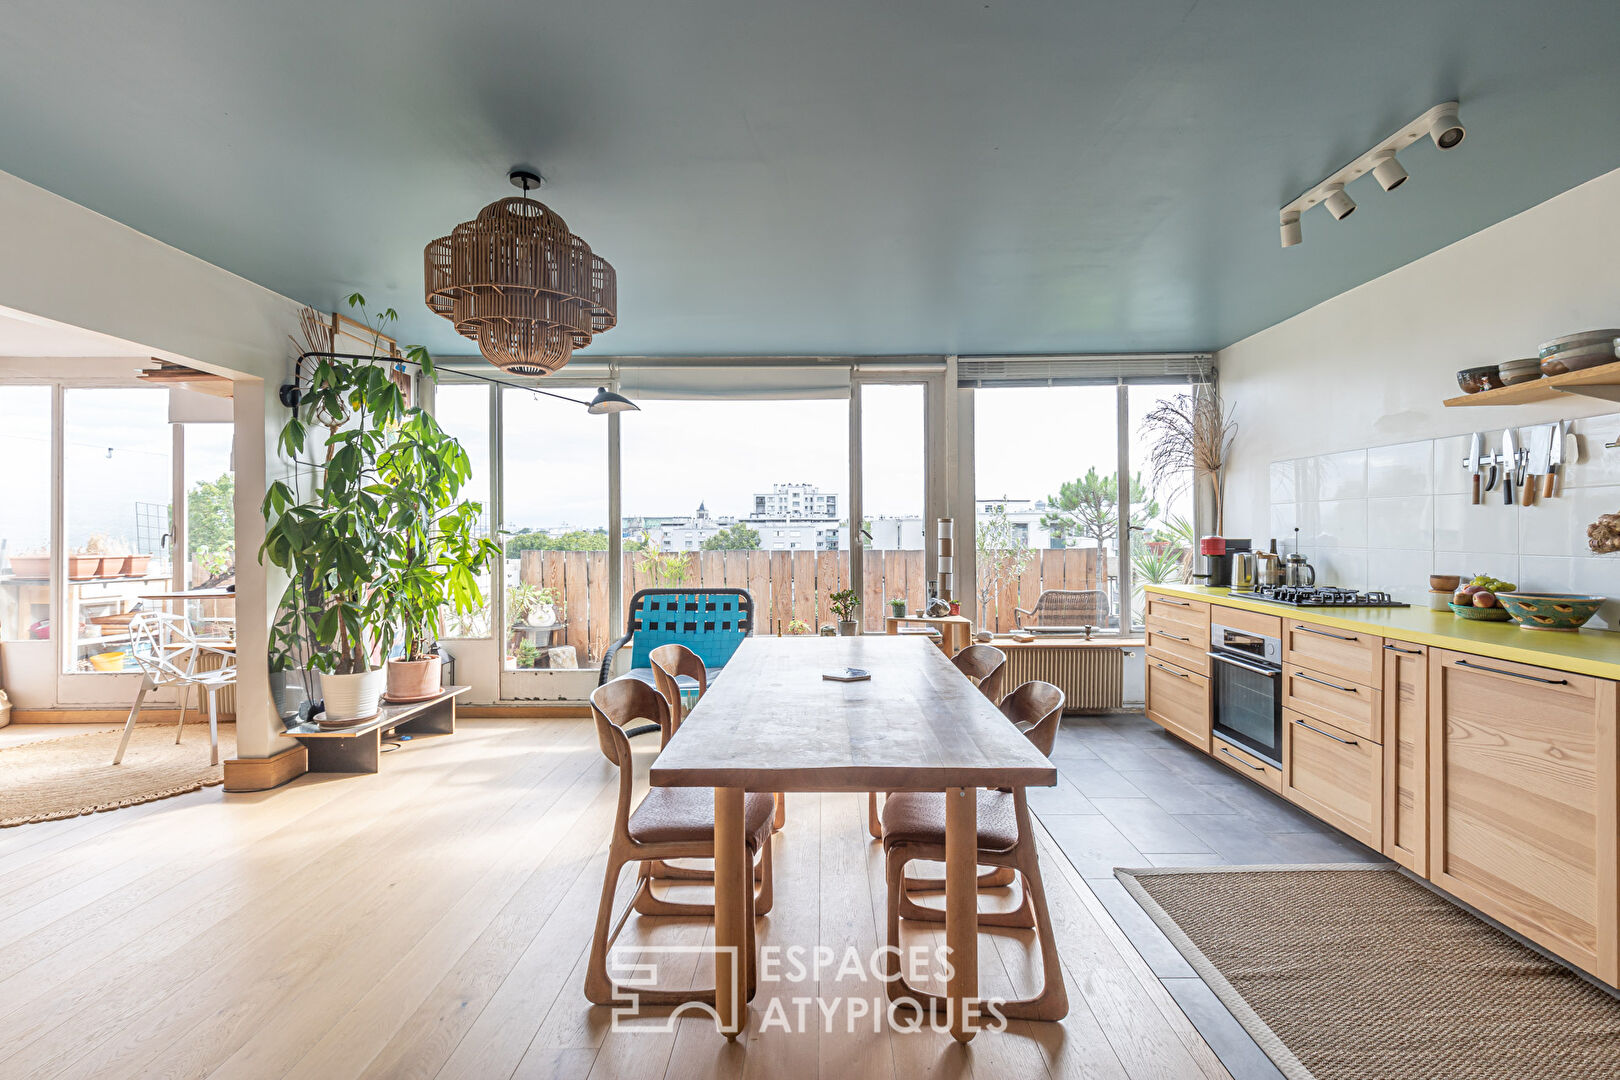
[112,612,236,767]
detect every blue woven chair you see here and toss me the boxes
[599,588,754,738]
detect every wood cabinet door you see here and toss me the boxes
[1381,642,1428,874]
[1145,656,1210,752]
[1283,620,1384,688]
[1145,594,1210,638]
[1282,708,1383,848]
[1146,619,1208,675]
[1429,648,1619,984]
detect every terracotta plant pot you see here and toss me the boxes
[125,554,151,576]
[385,656,443,703]
[96,556,123,577]
[67,555,101,580]
[6,555,49,579]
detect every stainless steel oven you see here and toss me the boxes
[1207,622,1283,766]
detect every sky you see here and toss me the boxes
[434,381,1193,536]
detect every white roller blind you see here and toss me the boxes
[957,353,1214,388]
[616,358,852,400]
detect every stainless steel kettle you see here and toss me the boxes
[1230,551,1257,593]
[1284,552,1316,588]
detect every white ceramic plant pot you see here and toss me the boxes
[321,667,385,724]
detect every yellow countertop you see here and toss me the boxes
[1146,583,1620,681]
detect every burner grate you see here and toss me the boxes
[1231,585,1409,608]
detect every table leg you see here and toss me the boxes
[945,785,979,1043]
[713,786,747,1040]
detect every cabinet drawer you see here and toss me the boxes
[1147,619,1208,675]
[1212,736,1282,794]
[1282,708,1383,848]
[1145,594,1209,637]
[1145,657,1210,751]
[1283,620,1383,688]
[1283,665,1381,742]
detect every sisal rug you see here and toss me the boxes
[0,723,235,827]
[1117,864,1620,1080]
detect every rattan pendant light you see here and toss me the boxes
[423,170,617,376]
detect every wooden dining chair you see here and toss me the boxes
[651,642,784,832]
[585,678,776,1006]
[879,679,1068,1021]
[867,643,1008,840]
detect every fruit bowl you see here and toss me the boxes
[1495,593,1604,632]
[1448,601,1511,622]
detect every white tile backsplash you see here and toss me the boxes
[1271,418,1620,602]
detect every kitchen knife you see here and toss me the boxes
[1501,428,1517,505]
[1466,433,1483,505]
[1528,424,1554,503]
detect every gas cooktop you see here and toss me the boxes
[1229,586,1409,608]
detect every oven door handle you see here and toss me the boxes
[1206,651,1281,678]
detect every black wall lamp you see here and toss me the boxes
[280,351,639,414]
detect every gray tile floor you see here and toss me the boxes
[1039,709,1386,1080]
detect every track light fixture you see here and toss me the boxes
[1278,101,1464,248]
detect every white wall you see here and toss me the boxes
[0,169,301,757]
[1218,165,1620,625]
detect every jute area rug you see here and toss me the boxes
[1117,864,1620,1080]
[0,723,235,827]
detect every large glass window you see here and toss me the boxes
[621,398,848,635]
[0,386,52,641]
[434,383,494,639]
[974,386,1121,632]
[182,424,235,590]
[62,388,173,673]
[502,386,609,669]
[860,384,926,631]
[1128,384,1198,626]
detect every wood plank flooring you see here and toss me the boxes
[0,717,1234,1080]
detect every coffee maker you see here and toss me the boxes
[1193,536,1252,588]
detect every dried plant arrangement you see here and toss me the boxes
[1140,384,1237,534]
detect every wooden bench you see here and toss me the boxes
[286,685,468,773]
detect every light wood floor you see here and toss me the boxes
[0,718,1232,1080]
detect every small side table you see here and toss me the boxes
[885,614,973,656]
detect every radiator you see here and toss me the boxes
[1002,645,1124,713]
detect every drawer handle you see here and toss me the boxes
[1454,658,1569,686]
[1219,746,1265,771]
[1158,599,1192,607]
[1294,624,1359,642]
[1294,671,1358,695]
[1293,717,1359,746]
[1154,662,1190,680]
[1157,631,1191,642]
[1383,643,1423,655]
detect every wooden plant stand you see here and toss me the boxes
[286,685,468,773]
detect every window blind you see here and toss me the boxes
[956,353,1214,388]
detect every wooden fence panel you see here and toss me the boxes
[767,552,791,634]
[588,553,609,663]
[815,551,838,627]
[792,551,816,630]
[563,552,588,659]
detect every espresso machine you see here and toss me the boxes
[1193,536,1252,588]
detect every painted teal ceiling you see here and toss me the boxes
[1,1,1618,357]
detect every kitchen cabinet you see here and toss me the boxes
[1145,594,1209,639]
[1145,656,1210,751]
[1283,620,1383,688]
[1145,617,1208,675]
[1212,736,1282,794]
[1281,707,1383,849]
[1282,664,1381,742]
[1381,641,1428,874]
[1428,648,1618,984]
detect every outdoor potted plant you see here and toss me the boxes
[6,547,50,579]
[783,618,813,636]
[888,595,906,619]
[67,539,104,580]
[829,588,860,636]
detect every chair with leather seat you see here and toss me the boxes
[880,679,1068,1021]
[651,642,784,835]
[585,677,776,1006]
[867,643,1008,840]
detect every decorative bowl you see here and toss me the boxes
[1448,601,1512,622]
[1456,366,1503,394]
[1496,359,1543,386]
[1539,330,1620,375]
[1429,574,1461,592]
[1495,592,1605,632]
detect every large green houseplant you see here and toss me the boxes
[261,297,498,721]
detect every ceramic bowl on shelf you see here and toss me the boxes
[1538,330,1620,375]
[1456,366,1504,394]
[1448,601,1512,622]
[1496,358,1543,385]
[1495,593,1605,632]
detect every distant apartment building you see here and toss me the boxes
[753,482,838,520]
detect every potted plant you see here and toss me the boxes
[783,618,813,636]
[888,595,907,619]
[6,547,49,579]
[262,296,499,724]
[828,588,860,636]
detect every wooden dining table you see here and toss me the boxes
[649,634,1058,1042]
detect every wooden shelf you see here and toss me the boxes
[1444,357,1620,407]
